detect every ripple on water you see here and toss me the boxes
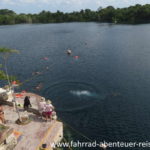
[43,81,106,112]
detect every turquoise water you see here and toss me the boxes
[0,23,150,149]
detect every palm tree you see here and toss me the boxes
[0,47,19,89]
[0,47,21,121]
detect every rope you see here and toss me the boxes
[63,137,73,150]
[60,119,92,141]
[18,63,55,88]
[58,118,101,150]
[20,66,50,86]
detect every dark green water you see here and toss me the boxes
[0,23,150,150]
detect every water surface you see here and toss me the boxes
[0,23,150,150]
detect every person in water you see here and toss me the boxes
[0,104,5,124]
[67,49,72,55]
[24,96,32,110]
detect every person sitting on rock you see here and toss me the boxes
[24,96,32,110]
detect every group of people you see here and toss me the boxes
[24,96,55,121]
[39,97,55,121]
[0,95,55,124]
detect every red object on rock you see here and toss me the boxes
[15,93,23,98]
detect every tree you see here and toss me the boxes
[0,47,19,88]
[0,9,15,15]
[0,47,22,121]
[98,6,115,22]
[0,4,150,24]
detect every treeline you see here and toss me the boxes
[0,4,150,25]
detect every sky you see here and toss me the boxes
[0,0,150,13]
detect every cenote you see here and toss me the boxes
[0,23,150,150]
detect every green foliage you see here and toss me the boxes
[0,47,19,60]
[0,47,19,53]
[0,70,7,80]
[0,70,16,81]
[0,47,19,80]
[0,4,150,24]
[98,6,115,22]
[0,9,15,15]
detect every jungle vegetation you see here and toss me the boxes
[0,4,150,25]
